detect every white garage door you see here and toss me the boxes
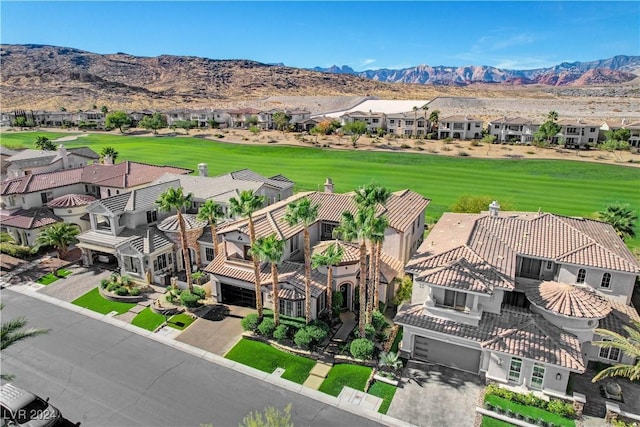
[413,336,481,374]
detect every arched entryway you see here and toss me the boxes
[177,247,197,272]
[338,282,352,311]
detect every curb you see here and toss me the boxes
[6,285,415,427]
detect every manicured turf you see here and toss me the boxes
[5,132,639,249]
[0,131,81,149]
[71,288,137,315]
[131,307,166,331]
[35,269,73,285]
[368,381,397,414]
[318,364,373,397]
[390,327,403,353]
[225,338,316,384]
[481,416,517,427]
[167,312,195,330]
[485,395,575,427]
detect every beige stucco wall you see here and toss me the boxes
[557,264,635,304]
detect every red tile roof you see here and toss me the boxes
[523,281,612,319]
[0,208,61,229]
[47,193,96,208]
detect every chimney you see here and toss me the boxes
[103,155,114,165]
[324,177,334,193]
[58,144,69,169]
[198,163,208,177]
[489,200,500,218]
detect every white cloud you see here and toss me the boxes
[361,58,376,67]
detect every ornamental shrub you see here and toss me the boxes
[364,324,376,341]
[100,279,110,289]
[294,328,313,349]
[257,318,276,337]
[192,286,206,299]
[305,325,328,344]
[107,282,120,292]
[129,287,141,296]
[114,286,129,296]
[309,319,330,333]
[241,313,260,332]
[273,325,289,342]
[179,290,201,308]
[371,311,388,331]
[350,338,375,360]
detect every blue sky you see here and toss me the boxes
[1,1,638,71]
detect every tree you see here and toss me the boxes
[412,106,419,136]
[34,223,80,259]
[343,120,367,148]
[34,135,56,151]
[547,110,559,122]
[604,128,631,144]
[105,110,132,133]
[429,110,440,133]
[172,120,197,135]
[100,146,119,163]
[207,118,220,129]
[240,404,294,427]
[139,112,168,134]
[249,125,261,138]
[311,242,344,319]
[284,197,320,324]
[197,200,225,259]
[230,190,266,319]
[591,320,640,382]
[451,195,514,214]
[598,202,638,240]
[392,275,413,306]
[59,107,67,112]
[13,116,27,128]
[370,215,389,312]
[246,115,259,127]
[334,206,375,337]
[533,120,562,145]
[100,105,109,114]
[1,304,49,381]
[272,112,291,133]
[156,187,195,291]
[250,234,285,326]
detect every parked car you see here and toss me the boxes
[0,384,61,427]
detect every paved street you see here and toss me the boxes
[1,291,382,427]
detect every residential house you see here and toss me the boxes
[205,185,429,318]
[228,108,263,129]
[395,203,640,397]
[3,145,99,180]
[77,110,106,128]
[625,120,640,147]
[385,111,429,136]
[487,117,540,144]
[555,119,600,148]
[438,115,483,140]
[340,111,385,135]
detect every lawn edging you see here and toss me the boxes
[98,284,148,303]
[477,407,541,427]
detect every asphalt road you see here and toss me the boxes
[1,291,381,427]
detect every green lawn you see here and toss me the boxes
[481,416,516,427]
[0,131,81,149]
[224,338,316,384]
[71,288,137,315]
[167,312,195,330]
[318,364,373,397]
[485,395,575,427]
[131,307,166,331]
[390,327,403,353]
[4,132,639,249]
[368,381,397,414]
[35,268,73,285]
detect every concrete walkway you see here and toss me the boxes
[334,311,357,340]
[175,308,244,356]
[303,361,333,389]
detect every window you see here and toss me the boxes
[508,358,522,382]
[289,235,299,253]
[530,363,545,390]
[599,339,621,361]
[146,210,158,224]
[546,261,553,270]
[443,290,467,310]
[107,189,111,197]
[601,272,611,288]
[590,128,596,133]
[154,253,168,271]
[389,119,395,124]
[576,268,586,283]
[372,118,379,124]
[205,247,215,262]
[40,192,53,203]
[296,300,304,317]
[279,299,293,317]
[588,138,594,143]
[494,125,500,129]
[405,120,414,126]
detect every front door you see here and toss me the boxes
[339,283,349,311]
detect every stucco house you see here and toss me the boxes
[438,115,483,140]
[340,111,385,135]
[395,202,640,397]
[487,117,540,144]
[3,145,99,180]
[385,111,428,136]
[555,119,600,148]
[205,184,429,318]
[625,120,640,147]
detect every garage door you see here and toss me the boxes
[221,283,256,308]
[413,336,480,373]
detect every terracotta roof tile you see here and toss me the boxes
[47,193,96,208]
[0,208,61,229]
[523,281,612,319]
[157,214,208,233]
[312,240,360,264]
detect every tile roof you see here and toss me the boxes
[126,227,173,254]
[440,115,482,122]
[488,117,534,125]
[153,173,264,202]
[92,180,180,214]
[386,190,430,232]
[557,119,601,127]
[229,169,294,191]
[600,302,640,336]
[312,240,360,265]
[523,281,612,319]
[157,214,208,233]
[47,193,96,208]
[395,305,585,371]
[0,208,61,229]
[1,168,84,195]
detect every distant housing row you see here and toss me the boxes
[2,107,639,148]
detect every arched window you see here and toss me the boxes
[576,268,586,284]
[601,273,611,289]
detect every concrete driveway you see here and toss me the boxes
[38,265,112,302]
[175,304,244,355]
[387,362,483,427]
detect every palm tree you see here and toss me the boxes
[197,200,225,259]
[598,203,638,240]
[334,206,375,337]
[34,223,80,259]
[421,105,429,136]
[311,241,344,319]
[34,135,56,151]
[250,234,285,326]
[592,321,640,382]
[412,106,418,137]
[284,197,320,324]
[429,110,440,134]
[230,190,266,318]
[370,215,390,312]
[1,304,49,381]
[547,110,559,122]
[100,146,119,164]
[156,187,195,291]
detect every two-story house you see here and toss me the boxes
[626,120,640,147]
[487,117,540,144]
[385,111,428,136]
[438,115,483,140]
[228,108,263,129]
[556,119,600,148]
[205,184,429,318]
[77,110,106,128]
[3,145,99,180]
[395,202,640,397]
[340,111,385,135]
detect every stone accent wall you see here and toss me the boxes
[164,228,204,265]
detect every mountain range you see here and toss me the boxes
[0,44,638,111]
[311,55,640,86]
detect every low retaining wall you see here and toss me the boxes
[98,285,147,303]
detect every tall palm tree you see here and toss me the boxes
[311,241,344,319]
[370,215,390,312]
[429,110,440,134]
[34,135,56,151]
[100,146,119,164]
[250,234,285,326]
[592,321,640,382]
[412,106,418,137]
[421,105,429,136]
[598,203,638,241]
[156,187,195,291]
[34,223,80,259]
[284,197,320,324]
[197,200,225,259]
[547,110,559,122]
[1,304,49,381]
[334,206,375,337]
[230,190,266,318]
